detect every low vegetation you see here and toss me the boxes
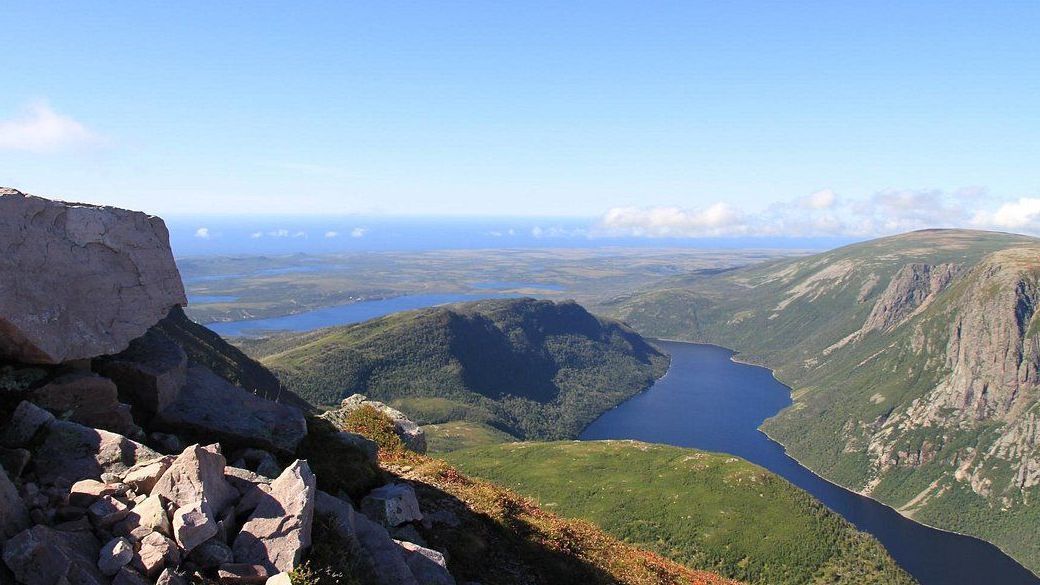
[328,407,740,585]
[243,298,669,441]
[446,441,916,585]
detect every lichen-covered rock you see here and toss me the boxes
[33,420,160,486]
[152,365,306,454]
[0,188,186,364]
[95,328,187,419]
[323,395,426,454]
[232,460,315,573]
[361,483,422,528]
[27,371,140,437]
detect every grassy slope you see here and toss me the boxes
[329,405,740,585]
[598,229,1040,572]
[241,298,669,440]
[446,441,915,585]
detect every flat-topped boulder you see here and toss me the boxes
[0,188,186,364]
[32,420,160,485]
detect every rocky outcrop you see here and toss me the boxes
[0,190,462,585]
[862,263,958,334]
[322,395,426,454]
[0,188,186,364]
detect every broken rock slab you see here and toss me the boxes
[396,540,456,585]
[0,189,187,364]
[151,444,237,514]
[32,420,160,486]
[1,524,105,585]
[28,371,140,437]
[232,460,315,574]
[152,365,306,455]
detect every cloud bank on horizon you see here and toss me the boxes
[597,188,1040,239]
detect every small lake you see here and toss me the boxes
[581,341,1039,585]
[206,293,512,337]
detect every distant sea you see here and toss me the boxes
[166,216,856,257]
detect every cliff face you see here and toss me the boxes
[602,229,1040,573]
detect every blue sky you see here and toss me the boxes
[3,1,1040,239]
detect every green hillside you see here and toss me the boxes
[597,229,1040,572]
[241,298,669,440]
[447,441,915,585]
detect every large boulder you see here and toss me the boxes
[0,188,186,364]
[94,328,187,419]
[153,365,306,454]
[232,460,315,573]
[1,525,105,585]
[28,371,140,437]
[32,420,160,485]
[151,444,237,515]
[0,401,53,449]
[395,541,456,585]
[322,395,426,454]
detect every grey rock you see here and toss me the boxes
[28,371,140,437]
[155,568,188,585]
[396,540,456,585]
[98,537,133,576]
[121,456,174,496]
[69,479,120,507]
[0,401,55,448]
[0,466,29,540]
[114,494,171,537]
[112,567,150,585]
[153,365,307,454]
[353,512,419,585]
[2,525,105,585]
[0,448,30,479]
[188,537,233,569]
[361,483,422,528]
[148,433,182,455]
[217,563,271,584]
[171,503,217,553]
[0,189,186,364]
[87,495,131,528]
[232,460,315,573]
[266,574,292,585]
[151,444,237,514]
[132,531,178,577]
[331,431,379,464]
[95,328,187,418]
[33,420,160,486]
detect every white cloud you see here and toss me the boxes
[351,227,368,238]
[599,203,747,237]
[800,189,837,209]
[292,231,307,238]
[267,229,290,238]
[324,231,339,238]
[250,231,263,239]
[0,101,97,153]
[194,227,211,239]
[974,198,1040,230]
[531,226,544,238]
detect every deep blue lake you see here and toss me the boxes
[581,341,1039,585]
[204,293,511,337]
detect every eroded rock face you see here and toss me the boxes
[232,461,315,574]
[0,188,186,364]
[152,366,306,455]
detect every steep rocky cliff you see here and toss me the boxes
[602,229,1040,573]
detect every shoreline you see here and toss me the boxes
[613,338,1039,580]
